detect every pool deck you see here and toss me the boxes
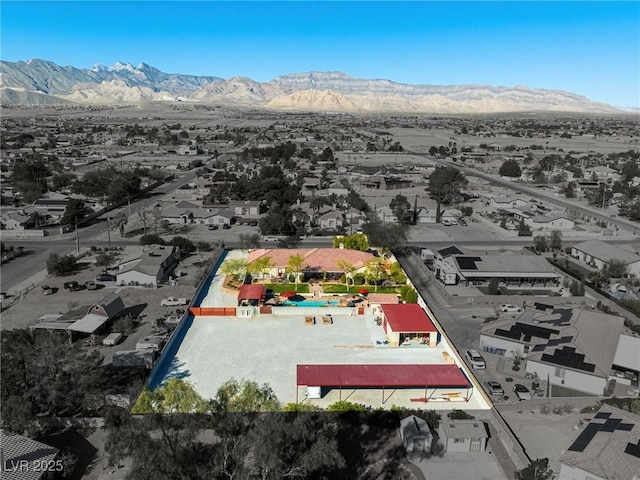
[155,249,490,409]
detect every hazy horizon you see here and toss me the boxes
[2,1,639,108]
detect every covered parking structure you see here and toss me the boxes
[237,284,266,306]
[296,364,472,404]
[380,304,438,347]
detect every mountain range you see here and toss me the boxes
[0,58,628,114]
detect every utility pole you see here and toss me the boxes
[106,214,112,250]
[75,216,80,254]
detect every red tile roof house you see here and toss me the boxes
[246,248,375,280]
[381,304,438,347]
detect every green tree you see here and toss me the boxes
[220,258,248,280]
[327,400,367,411]
[488,278,500,295]
[46,253,77,276]
[28,210,50,228]
[499,159,523,177]
[333,233,369,251]
[286,254,306,290]
[362,213,407,250]
[247,256,273,279]
[132,378,207,414]
[390,262,407,284]
[140,234,165,245]
[605,258,628,278]
[621,159,640,183]
[515,458,554,480]
[549,230,562,251]
[95,252,116,271]
[60,198,85,226]
[533,235,548,252]
[400,285,418,303]
[562,181,576,198]
[337,260,358,290]
[365,258,386,292]
[429,166,468,222]
[238,232,261,249]
[211,378,280,412]
[389,194,412,224]
[168,236,196,253]
[569,280,585,296]
[52,172,77,191]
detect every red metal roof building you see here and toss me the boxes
[380,304,438,346]
[237,284,266,306]
[296,364,472,403]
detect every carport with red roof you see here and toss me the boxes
[237,284,266,306]
[296,364,472,403]
[380,304,438,346]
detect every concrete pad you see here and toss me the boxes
[409,451,507,480]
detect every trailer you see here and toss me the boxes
[103,332,123,346]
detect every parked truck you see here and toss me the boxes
[420,249,435,265]
[160,297,188,307]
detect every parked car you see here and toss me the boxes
[485,380,505,396]
[42,285,54,295]
[441,219,452,226]
[85,281,98,290]
[96,273,116,282]
[514,384,532,401]
[161,297,189,307]
[263,236,279,242]
[448,218,458,225]
[222,224,231,230]
[248,220,259,226]
[466,349,486,369]
[499,303,522,313]
[64,281,81,291]
[208,225,219,230]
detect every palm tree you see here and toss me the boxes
[286,254,306,291]
[337,260,357,291]
[220,258,248,281]
[28,211,49,228]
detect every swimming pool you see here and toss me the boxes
[282,299,341,307]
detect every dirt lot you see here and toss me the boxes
[0,250,216,363]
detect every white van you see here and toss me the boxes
[466,349,486,369]
[103,333,123,346]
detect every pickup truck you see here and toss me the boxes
[161,297,188,307]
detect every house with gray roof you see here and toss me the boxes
[479,305,626,396]
[0,430,59,480]
[161,201,232,226]
[116,245,180,286]
[571,240,640,277]
[559,404,640,480]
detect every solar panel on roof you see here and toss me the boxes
[625,442,640,459]
[438,246,464,257]
[594,412,611,419]
[600,418,622,432]
[617,423,634,431]
[455,256,482,270]
[535,303,554,311]
[540,346,596,373]
[568,423,602,452]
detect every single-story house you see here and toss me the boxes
[400,415,433,454]
[571,240,640,277]
[438,420,488,453]
[117,245,180,286]
[479,305,626,396]
[246,248,375,279]
[0,211,31,230]
[318,211,344,230]
[161,201,233,226]
[527,214,576,231]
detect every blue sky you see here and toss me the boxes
[1,1,639,107]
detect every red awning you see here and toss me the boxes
[297,364,470,388]
[280,291,297,298]
[238,284,266,301]
[381,304,437,333]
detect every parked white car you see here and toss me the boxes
[161,297,188,307]
[514,384,532,401]
[499,304,522,313]
[466,349,486,369]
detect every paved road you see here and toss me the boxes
[406,150,640,234]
